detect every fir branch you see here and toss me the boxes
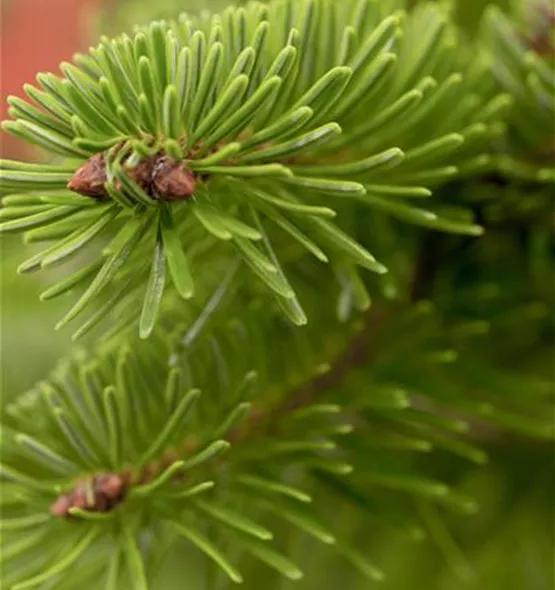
[1,1,553,588]
[0,0,501,337]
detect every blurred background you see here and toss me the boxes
[0,1,552,589]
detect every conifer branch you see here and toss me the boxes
[0,0,553,588]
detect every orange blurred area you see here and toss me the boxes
[1,0,104,158]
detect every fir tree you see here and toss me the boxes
[0,1,553,589]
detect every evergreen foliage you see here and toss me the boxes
[0,0,553,588]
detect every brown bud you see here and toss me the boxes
[67,153,108,199]
[50,494,72,517]
[72,484,89,510]
[68,151,198,203]
[95,474,126,500]
[151,156,196,201]
[49,472,130,519]
[117,156,156,194]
